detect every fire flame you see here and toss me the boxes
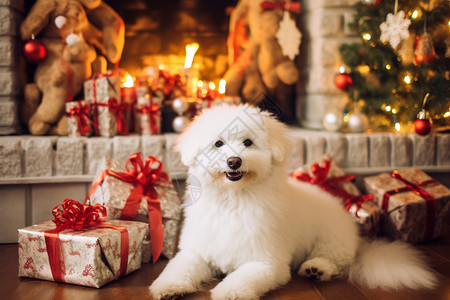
[184,43,199,69]
[123,75,134,88]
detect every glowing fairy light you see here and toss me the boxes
[385,105,392,112]
[403,75,411,84]
[395,122,401,131]
[363,33,372,41]
[411,10,419,20]
[208,81,216,90]
[385,64,391,70]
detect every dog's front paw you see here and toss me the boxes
[210,283,259,300]
[298,257,339,281]
[149,277,195,300]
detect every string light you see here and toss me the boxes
[385,105,392,112]
[385,64,391,70]
[395,122,401,131]
[403,75,411,84]
[411,10,419,20]
[362,33,372,41]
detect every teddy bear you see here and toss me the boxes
[20,0,125,135]
[223,0,300,121]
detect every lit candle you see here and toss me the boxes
[218,79,226,95]
[122,74,136,104]
[184,43,199,69]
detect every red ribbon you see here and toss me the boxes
[66,102,96,136]
[292,160,373,217]
[86,153,168,263]
[94,98,129,135]
[382,170,438,240]
[44,199,129,282]
[260,1,301,12]
[158,70,185,97]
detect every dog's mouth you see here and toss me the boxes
[225,171,244,181]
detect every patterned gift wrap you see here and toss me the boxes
[65,100,92,137]
[84,74,125,137]
[18,219,148,288]
[364,168,450,243]
[87,154,182,262]
[292,157,381,237]
[136,95,161,135]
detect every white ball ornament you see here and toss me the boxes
[172,98,189,115]
[323,110,344,132]
[347,111,369,132]
[65,33,81,46]
[172,116,190,133]
[55,15,67,29]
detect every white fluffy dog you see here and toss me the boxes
[150,104,437,299]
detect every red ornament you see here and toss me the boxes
[415,32,436,65]
[23,39,46,63]
[335,73,353,91]
[414,110,432,136]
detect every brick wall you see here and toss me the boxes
[297,0,360,129]
[0,0,24,134]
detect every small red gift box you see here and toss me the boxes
[65,100,92,137]
[364,168,450,243]
[18,199,148,288]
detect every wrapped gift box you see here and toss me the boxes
[136,95,161,135]
[87,154,182,261]
[65,100,91,137]
[364,168,450,243]
[84,74,124,137]
[292,157,381,237]
[18,219,148,288]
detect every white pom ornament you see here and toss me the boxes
[65,33,81,46]
[55,15,67,29]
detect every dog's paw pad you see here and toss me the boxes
[304,267,324,280]
[298,257,339,281]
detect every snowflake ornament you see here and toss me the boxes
[276,11,302,60]
[379,10,411,49]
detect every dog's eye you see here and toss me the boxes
[243,139,253,147]
[215,140,224,147]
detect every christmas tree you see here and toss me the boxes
[338,0,450,132]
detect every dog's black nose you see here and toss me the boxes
[227,157,242,170]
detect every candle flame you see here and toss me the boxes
[184,43,199,69]
[218,79,226,94]
[208,81,215,90]
[123,75,134,88]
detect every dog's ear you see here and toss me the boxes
[265,115,292,163]
[173,119,201,167]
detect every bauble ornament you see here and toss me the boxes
[414,93,432,136]
[172,115,190,133]
[23,38,46,63]
[415,32,436,65]
[335,73,353,91]
[347,111,369,132]
[172,98,189,115]
[323,109,344,132]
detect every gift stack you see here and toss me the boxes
[292,157,381,237]
[292,157,450,243]
[18,153,182,288]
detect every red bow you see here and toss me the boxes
[86,153,168,263]
[45,199,129,282]
[158,70,185,97]
[66,102,94,136]
[106,98,129,135]
[52,199,107,231]
[292,160,373,217]
[260,1,301,13]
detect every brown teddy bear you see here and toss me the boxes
[223,0,300,118]
[20,0,125,135]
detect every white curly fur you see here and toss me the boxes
[149,104,437,299]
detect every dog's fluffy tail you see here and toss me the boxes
[349,239,438,290]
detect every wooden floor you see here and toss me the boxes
[2,231,450,300]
